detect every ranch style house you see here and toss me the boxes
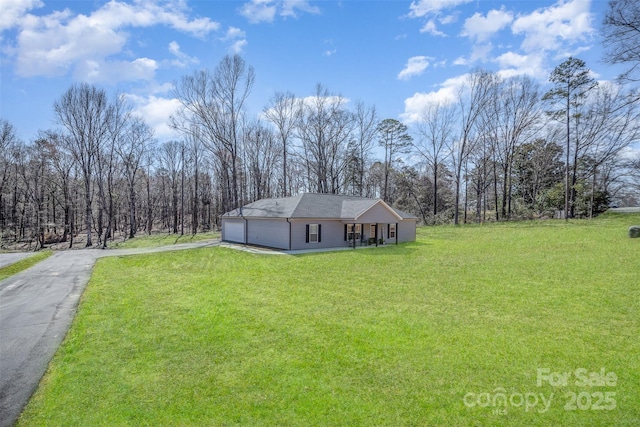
[221,193,417,251]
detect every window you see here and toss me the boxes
[308,224,319,243]
[347,224,361,241]
[389,224,396,239]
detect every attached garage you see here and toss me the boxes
[221,193,418,251]
[222,220,245,243]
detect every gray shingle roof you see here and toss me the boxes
[222,193,418,220]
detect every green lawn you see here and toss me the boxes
[0,250,52,282]
[18,214,640,426]
[110,231,219,249]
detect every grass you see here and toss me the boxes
[110,231,219,249]
[18,213,640,426]
[0,250,52,281]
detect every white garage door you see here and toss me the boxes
[224,221,245,243]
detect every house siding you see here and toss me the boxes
[397,220,417,243]
[355,202,401,224]
[290,220,347,250]
[221,194,418,250]
[247,219,290,249]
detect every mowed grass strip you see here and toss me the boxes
[18,214,640,426]
[110,231,220,249]
[0,250,52,281]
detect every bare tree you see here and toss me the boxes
[21,140,51,248]
[578,83,640,217]
[603,0,640,83]
[159,141,183,234]
[414,102,455,218]
[97,95,131,248]
[243,121,279,201]
[296,84,354,193]
[142,148,157,235]
[482,76,541,219]
[39,130,75,246]
[349,101,378,196]
[452,70,497,224]
[184,126,205,234]
[625,153,640,203]
[172,55,255,212]
[54,83,114,246]
[263,91,300,197]
[376,118,412,203]
[0,120,20,237]
[117,116,154,238]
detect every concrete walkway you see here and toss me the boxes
[0,240,218,427]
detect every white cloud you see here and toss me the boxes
[231,39,248,54]
[75,57,158,84]
[432,1,595,83]
[453,8,513,65]
[409,0,468,36]
[420,19,446,37]
[0,0,43,32]
[470,43,495,63]
[324,49,337,57]
[408,0,472,18]
[462,8,513,42]
[125,94,182,141]
[239,0,276,23]
[225,26,246,40]
[240,0,319,23]
[16,11,128,77]
[401,74,468,123]
[398,56,433,80]
[80,0,219,38]
[299,95,350,109]
[494,51,545,79]
[281,0,320,18]
[453,56,468,66]
[512,0,594,53]
[439,14,458,25]
[168,41,199,68]
[553,45,593,61]
[9,0,219,81]
[222,27,247,54]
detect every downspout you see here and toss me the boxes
[286,218,292,251]
[396,222,398,245]
[240,206,248,245]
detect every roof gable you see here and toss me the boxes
[353,200,403,222]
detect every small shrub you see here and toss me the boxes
[630,226,640,238]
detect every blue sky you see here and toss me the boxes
[0,0,630,145]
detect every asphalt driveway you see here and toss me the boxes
[0,253,37,270]
[0,240,219,427]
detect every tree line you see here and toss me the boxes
[2,1,640,248]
